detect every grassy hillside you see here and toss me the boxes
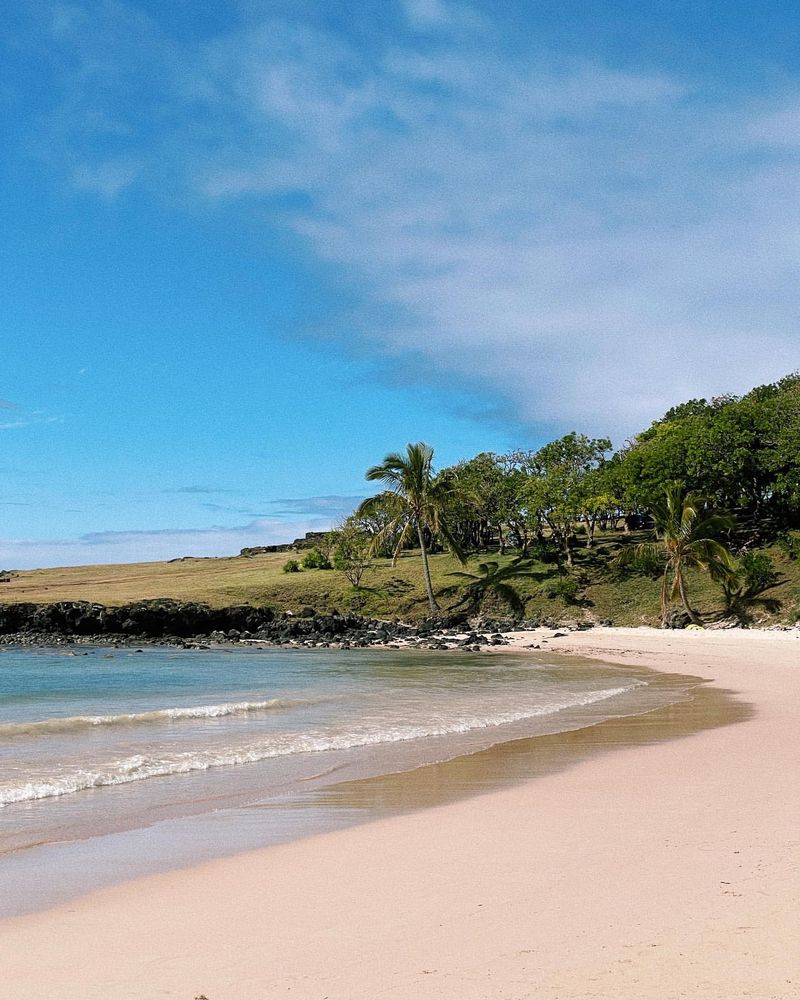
[2,532,799,626]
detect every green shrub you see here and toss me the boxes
[777,533,800,562]
[627,547,665,578]
[612,544,665,580]
[526,541,560,564]
[282,559,301,573]
[301,548,332,570]
[738,551,778,592]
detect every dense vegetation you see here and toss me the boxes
[328,373,800,626]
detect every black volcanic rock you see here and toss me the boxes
[0,600,276,641]
[0,601,522,652]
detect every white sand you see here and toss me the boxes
[1,627,798,999]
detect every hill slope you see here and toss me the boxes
[2,533,798,627]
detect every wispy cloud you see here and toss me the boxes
[200,503,261,516]
[0,413,61,431]
[163,485,239,495]
[402,0,453,30]
[266,495,364,516]
[31,2,800,435]
[168,491,362,519]
[72,159,142,198]
[200,494,362,519]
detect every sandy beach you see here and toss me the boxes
[1,627,798,999]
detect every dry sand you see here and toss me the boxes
[1,627,798,999]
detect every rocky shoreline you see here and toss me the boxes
[0,599,588,651]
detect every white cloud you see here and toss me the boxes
[194,24,800,434]
[72,159,141,198]
[39,3,800,437]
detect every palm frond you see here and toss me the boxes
[613,541,663,567]
[692,512,736,538]
[437,516,467,565]
[355,491,405,519]
[391,520,415,563]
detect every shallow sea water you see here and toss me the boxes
[0,644,741,917]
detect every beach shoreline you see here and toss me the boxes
[1,627,798,999]
[0,642,712,918]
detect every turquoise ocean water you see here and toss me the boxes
[0,644,688,915]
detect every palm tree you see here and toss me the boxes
[621,483,736,626]
[447,557,540,615]
[357,442,464,613]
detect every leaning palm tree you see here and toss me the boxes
[357,442,464,613]
[621,483,736,626]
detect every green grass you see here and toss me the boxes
[2,531,799,625]
[0,551,464,619]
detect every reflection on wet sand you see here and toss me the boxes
[267,679,750,818]
[0,661,751,919]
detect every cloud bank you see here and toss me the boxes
[33,2,800,438]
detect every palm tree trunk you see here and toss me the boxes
[660,567,670,627]
[677,569,700,624]
[417,524,438,613]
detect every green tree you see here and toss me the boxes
[495,451,540,554]
[526,433,612,564]
[612,374,800,531]
[352,505,400,559]
[316,529,341,564]
[436,452,508,552]
[620,484,736,626]
[357,442,464,613]
[332,516,372,587]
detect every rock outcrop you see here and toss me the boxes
[0,601,585,649]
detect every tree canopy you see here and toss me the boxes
[330,374,799,625]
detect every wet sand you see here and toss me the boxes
[0,627,798,999]
[0,652,698,918]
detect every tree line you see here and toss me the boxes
[301,374,800,624]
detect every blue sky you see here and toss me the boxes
[2,0,799,568]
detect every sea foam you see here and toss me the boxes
[0,683,641,806]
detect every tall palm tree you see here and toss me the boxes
[357,442,464,613]
[623,483,736,626]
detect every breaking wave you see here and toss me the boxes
[0,698,316,739]
[0,683,642,806]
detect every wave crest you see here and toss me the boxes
[0,698,312,738]
[0,683,642,806]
